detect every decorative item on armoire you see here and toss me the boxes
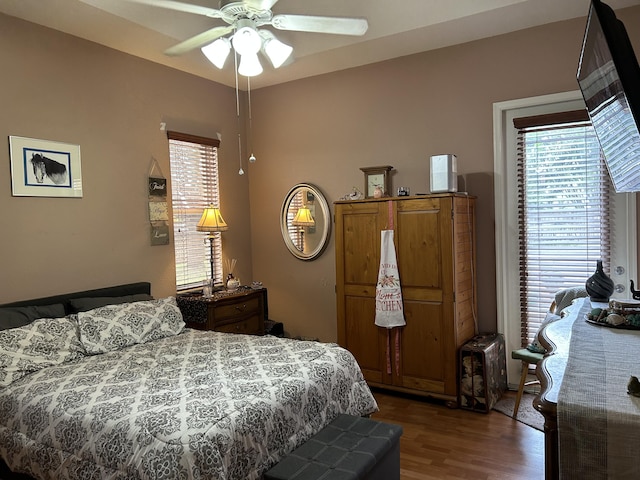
[360,166,393,198]
[585,260,615,302]
[339,187,364,201]
[148,158,170,245]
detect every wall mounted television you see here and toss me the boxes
[577,0,640,193]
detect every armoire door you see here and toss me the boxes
[391,197,455,394]
[335,201,390,384]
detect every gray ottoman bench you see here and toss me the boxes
[264,414,403,480]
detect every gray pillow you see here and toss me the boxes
[0,304,66,330]
[69,294,153,313]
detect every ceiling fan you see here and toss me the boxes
[122,0,369,76]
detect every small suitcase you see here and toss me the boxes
[459,333,507,412]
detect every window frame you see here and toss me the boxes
[493,91,637,387]
[167,131,223,291]
[515,110,610,346]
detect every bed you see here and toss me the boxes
[0,283,378,480]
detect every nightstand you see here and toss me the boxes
[177,287,267,335]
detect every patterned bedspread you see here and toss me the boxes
[0,330,378,479]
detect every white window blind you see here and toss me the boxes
[168,131,223,290]
[287,191,304,251]
[515,110,611,346]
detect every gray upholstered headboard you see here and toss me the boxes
[0,282,151,310]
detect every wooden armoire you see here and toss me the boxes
[334,194,477,405]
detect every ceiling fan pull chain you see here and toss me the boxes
[234,50,244,176]
[248,76,256,163]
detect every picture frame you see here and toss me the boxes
[360,165,393,198]
[148,177,167,196]
[150,224,170,246]
[9,136,83,198]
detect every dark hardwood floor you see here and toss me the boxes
[370,388,544,479]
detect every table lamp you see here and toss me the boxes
[196,205,228,286]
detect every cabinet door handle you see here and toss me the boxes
[235,304,247,312]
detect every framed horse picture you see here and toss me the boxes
[9,136,83,198]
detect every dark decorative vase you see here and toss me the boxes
[585,260,615,302]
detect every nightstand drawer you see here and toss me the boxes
[216,296,260,320]
[215,315,262,335]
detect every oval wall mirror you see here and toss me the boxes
[280,183,331,261]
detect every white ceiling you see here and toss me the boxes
[1,0,639,89]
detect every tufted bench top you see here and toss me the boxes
[264,414,403,480]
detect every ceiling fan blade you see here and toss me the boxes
[165,25,234,56]
[243,0,279,10]
[271,14,368,36]
[121,0,223,18]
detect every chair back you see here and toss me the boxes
[553,287,588,315]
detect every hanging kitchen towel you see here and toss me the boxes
[375,229,406,329]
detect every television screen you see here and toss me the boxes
[577,0,640,193]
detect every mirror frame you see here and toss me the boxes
[280,183,331,261]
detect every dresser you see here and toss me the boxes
[334,194,477,405]
[176,288,267,335]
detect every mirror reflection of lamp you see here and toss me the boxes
[292,205,315,252]
[196,205,228,287]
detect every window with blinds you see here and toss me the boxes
[515,110,611,346]
[168,131,223,291]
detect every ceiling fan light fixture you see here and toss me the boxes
[232,20,262,56]
[142,0,370,78]
[201,37,231,69]
[263,35,293,68]
[238,52,263,77]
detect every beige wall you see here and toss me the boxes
[0,13,251,302]
[250,7,640,341]
[2,8,639,342]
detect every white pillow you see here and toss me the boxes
[78,297,184,354]
[0,316,85,387]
